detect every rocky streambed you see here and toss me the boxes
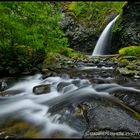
[0,55,140,138]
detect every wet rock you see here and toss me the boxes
[48,92,140,139]
[117,67,138,76]
[89,78,106,84]
[85,104,140,138]
[135,61,140,66]
[111,2,140,53]
[79,79,91,88]
[113,93,140,113]
[0,91,9,97]
[126,65,138,70]
[33,84,51,95]
[118,59,130,67]
[0,119,39,138]
[42,72,58,79]
[96,63,105,67]
[57,82,71,93]
[0,80,7,91]
[62,84,78,94]
[119,56,137,61]
[60,13,99,54]
[72,79,81,87]
[31,67,40,73]
[0,90,23,97]
[51,104,88,135]
[106,61,116,67]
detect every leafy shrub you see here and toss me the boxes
[0,2,69,73]
[0,2,68,50]
[0,45,46,73]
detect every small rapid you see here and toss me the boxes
[0,72,140,138]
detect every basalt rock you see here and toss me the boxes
[60,13,98,54]
[111,2,140,53]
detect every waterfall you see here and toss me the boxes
[92,15,119,56]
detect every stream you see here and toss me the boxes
[0,59,140,138]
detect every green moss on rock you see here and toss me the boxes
[119,46,140,56]
[0,119,39,138]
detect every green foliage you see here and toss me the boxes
[0,2,69,73]
[0,2,68,49]
[0,45,46,73]
[68,2,126,28]
[119,46,140,56]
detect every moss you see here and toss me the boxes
[118,67,138,76]
[61,1,126,33]
[119,46,140,56]
[119,59,130,65]
[112,2,127,33]
[1,119,39,138]
[112,13,123,33]
[42,52,60,69]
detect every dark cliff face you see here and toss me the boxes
[60,13,99,55]
[111,2,140,54]
[121,2,140,46]
[60,11,118,55]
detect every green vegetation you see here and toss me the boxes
[119,46,140,56]
[0,1,128,75]
[68,2,125,18]
[1,119,39,138]
[0,2,68,50]
[63,2,125,29]
[0,2,70,73]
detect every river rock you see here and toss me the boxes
[0,91,9,96]
[85,105,140,138]
[0,119,39,138]
[0,80,7,91]
[48,93,140,139]
[33,84,51,95]
[117,67,138,76]
[0,90,23,97]
[112,92,140,113]
[57,82,71,93]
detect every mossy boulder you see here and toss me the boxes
[43,53,62,69]
[119,46,140,56]
[0,119,39,138]
[117,67,139,76]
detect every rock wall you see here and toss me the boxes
[60,11,118,55]
[60,13,98,54]
[61,2,140,55]
[111,2,140,54]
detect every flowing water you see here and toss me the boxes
[92,15,119,56]
[1,63,140,138]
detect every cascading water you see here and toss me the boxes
[0,74,110,138]
[0,71,140,138]
[92,15,119,56]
